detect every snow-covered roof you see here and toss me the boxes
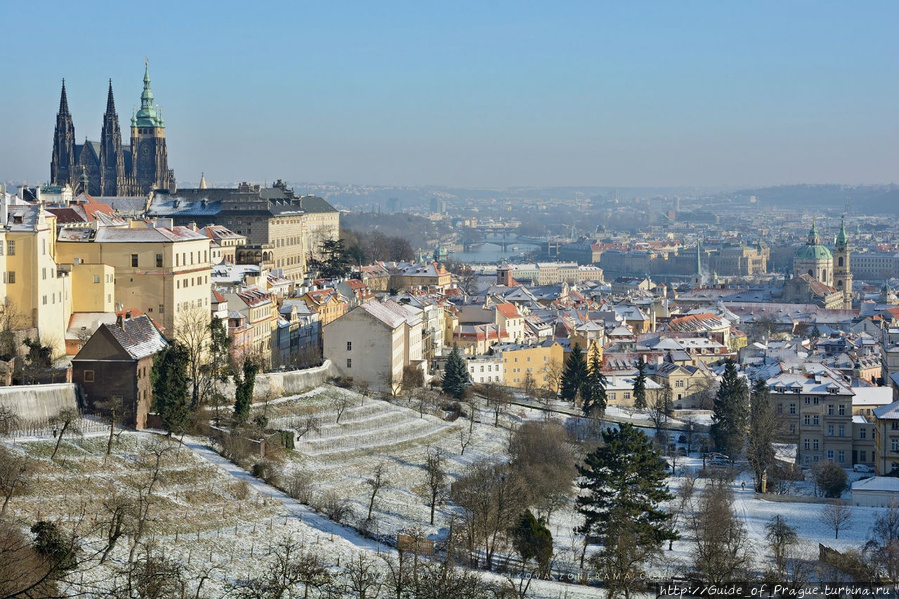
[852,477,899,493]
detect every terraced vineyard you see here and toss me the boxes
[262,387,510,537]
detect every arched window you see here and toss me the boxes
[822,269,826,280]
[808,269,814,277]
[838,257,844,267]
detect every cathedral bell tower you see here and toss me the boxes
[130,59,171,195]
[50,79,76,187]
[834,218,853,310]
[99,79,127,196]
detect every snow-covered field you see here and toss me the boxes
[1,384,892,597]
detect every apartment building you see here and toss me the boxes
[57,221,211,336]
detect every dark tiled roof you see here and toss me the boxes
[103,315,168,359]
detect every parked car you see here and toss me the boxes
[853,464,874,473]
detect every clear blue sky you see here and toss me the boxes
[2,1,896,188]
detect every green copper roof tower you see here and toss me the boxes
[133,58,164,128]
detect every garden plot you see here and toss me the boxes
[262,387,512,539]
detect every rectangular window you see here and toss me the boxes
[838,451,845,463]
[156,254,163,267]
[826,449,834,461]
[892,440,899,453]
[346,341,352,351]
[828,405,835,416]
[93,275,100,283]
[860,450,867,462]
[84,370,94,382]
[777,404,783,414]
[158,304,164,314]
[789,423,796,434]
[789,403,796,415]
[838,425,845,437]
[131,254,138,267]
[346,358,352,368]
[7,241,14,256]
[42,296,47,305]
[7,272,14,284]
[805,397,811,405]
[813,416,819,426]
[813,439,819,450]
[861,428,867,439]
[804,439,810,450]
[839,404,846,416]
[828,425,834,436]
[804,415,811,425]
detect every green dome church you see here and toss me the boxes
[794,221,833,286]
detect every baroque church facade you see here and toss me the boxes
[783,220,853,310]
[50,62,175,197]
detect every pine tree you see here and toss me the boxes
[510,509,554,577]
[633,357,648,411]
[747,377,777,492]
[442,344,469,400]
[581,347,607,417]
[576,423,676,549]
[560,343,588,404]
[233,358,259,426]
[150,342,191,436]
[710,359,749,458]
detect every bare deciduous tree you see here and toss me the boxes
[478,383,513,427]
[175,304,211,406]
[344,552,383,599]
[0,406,19,436]
[689,480,751,584]
[507,420,577,521]
[823,500,853,540]
[667,473,697,550]
[0,446,29,518]
[451,459,524,569]
[334,394,352,424]
[50,408,81,461]
[366,462,390,521]
[421,447,447,525]
[458,426,473,456]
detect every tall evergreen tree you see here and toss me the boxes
[710,359,749,458]
[151,342,191,436]
[576,423,677,551]
[747,377,777,492]
[581,347,607,417]
[314,238,351,279]
[632,357,648,411]
[442,344,469,400]
[233,358,259,426]
[560,343,588,404]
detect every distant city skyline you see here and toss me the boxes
[1,1,896,189]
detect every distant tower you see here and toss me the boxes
[199,172,208,189]
[834,218,853,310]
[99,79,127,196]
[50,79,77,187]
[691,242,703,287]
[130,59,172,194]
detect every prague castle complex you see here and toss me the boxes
[50,61,174,197]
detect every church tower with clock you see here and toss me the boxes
[129,60,173,194]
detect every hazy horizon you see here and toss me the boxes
[2,1,896,189]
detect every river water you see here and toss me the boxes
[448,236,540,263]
